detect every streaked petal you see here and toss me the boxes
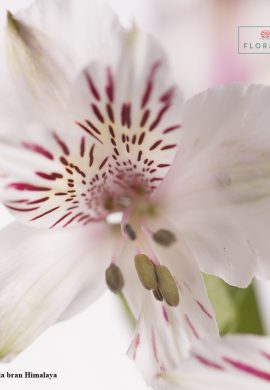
[125,236,218,383]
[0,26,183,228]
[153,84,270,287]
[157,335,270,390]
[0,221,114,360]
[0,124,110,227]
[4,0,118,127]
[71,26,183,193]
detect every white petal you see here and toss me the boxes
[0,221,114,360]
[71,26,183,193]
[157,335,270,390]
[125,237,218,383]
[153,84,270,287]
[0,123,111,228]
[4,0,118,128]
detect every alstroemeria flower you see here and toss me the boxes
[155,334,270,390]
[1,0,270,386]
[0,0,218,379]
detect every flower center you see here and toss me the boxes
[105,196,180,308]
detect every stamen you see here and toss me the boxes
[152,287,163,302]
[153,229,176,247]
[124,223,137,240]
[105,264,124,293]
[135,254,158,290]
[155,265,179,307]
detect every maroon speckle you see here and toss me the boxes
[22,142,54,160]
[30,206,60,221]
[85,70,100,101]
[7,183,51,192]
[36,172,63,181]
[85,120,101,135]
[163,124,181,134]
[157,163,170,168]
[160,87,175,105]
[108,125,115,138]
[141,61,161,109]
[80,137,85,157]
[76,122,103,144]
[89,144,95,167]
[63,212,83,228]
[149,140,162,151]
[149,104,170,131]
[99,157,109,170]
[52,132,70,155]
[161,144,177,151]
[28,197,50,205]
[106,104,115,123]
[91,104,105,124]
[106,67,114,103]
[138,132,146,145]
[50,212,72,228]
[121,103,132,128]
[6,205,39,212]
[140,109,150,127]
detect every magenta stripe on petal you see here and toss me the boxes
[7,183,51,192]
[223,357,270,382]
[193,353,225,370]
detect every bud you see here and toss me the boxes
[152,287,163,302]
[123,224,137,240]
[105,264,124,293]
[153,229,176,247]
[135,254,158,290]
[155,266,179,307]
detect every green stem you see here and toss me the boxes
[118,291,136,329]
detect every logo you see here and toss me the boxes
[238,26,270,54]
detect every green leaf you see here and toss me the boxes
[204,274,264,335]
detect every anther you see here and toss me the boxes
[153,287,163,302]
[152,229,176,247]
[155,266,179,307]
[124,223,137,240]
[105,264,124,294]
[135,254,158,290]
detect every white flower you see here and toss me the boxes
[155,334,270,390]
[0,0,270,386]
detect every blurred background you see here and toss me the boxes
[1,0,270,389]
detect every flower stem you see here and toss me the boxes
[118,291,136,329]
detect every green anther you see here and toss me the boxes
[153,229,176,247]
[135,254,158,290]
[105,264,124,294]
[153,287,163,302]
[124,224,137,241]
[155,265,179,307]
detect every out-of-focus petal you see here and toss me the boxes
[2,0,120,130]
[0,221,115,360]
[156,335,270,390]
[153,84,270,287]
